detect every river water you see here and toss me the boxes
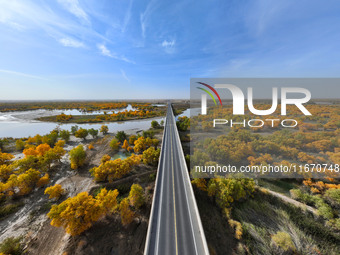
[0,105,196,138]
[0,105,166,138]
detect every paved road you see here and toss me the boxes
[144,104,209,255]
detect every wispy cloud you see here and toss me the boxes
[122,0,134,33]
[97,44,135,64]
[120,69,130,82]
[59,37,85,48]
[57,0,89,23]
[97,44,113,57]
[140,0,158,39]
[161,39,176,54]
[0,69,49,81]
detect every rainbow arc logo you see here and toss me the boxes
[196,82,222,106]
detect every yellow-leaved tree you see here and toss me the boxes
[47,188,118,235]
[44,184,65,200]
[69,145,86,170]
[128,184,145,209]
[119,197,135,226]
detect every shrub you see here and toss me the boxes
[15,140,25,151]
[0,236,23,255]
[100,125,109,135]
[88,128,98,138]
[109,138,120,151]
[142,147,160,166]
[151,120,160,129]
[47,189,118,236]
[228,219,243,240]
[271,231,296,252]
[55,140,65,148]
[44,184,65,200]
[324,188,340,207]
[71,125,79,135]
[36,174,50,187]
[115,131,127,143]
[119,198,135,226]
[59,130,70,143]
[75,128,88,141]
[69,145,86,169]
[128,184,145,209]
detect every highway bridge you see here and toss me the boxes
[144,104,209,255]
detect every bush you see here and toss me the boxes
[151,120,160,129]
[71,125,79,135]
[119,198,135,226]
[48,190,118,236]
[0,203,23,220]
[15,140,25,151]
[142,147,160,166]
[59,130,70,142]
[142,130,154,138]
[0,236,23,255]
[271,231,296,252]
[100,125,109,135]
[109,138,120,151]
[128,184,145,209]
[88,128,98,138]
[69,145,86,169]
[75,128,88,141]
[324,188,340,207]
[45,184,65,200]
[115,131,127,143]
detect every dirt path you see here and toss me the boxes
[263,188,318,215]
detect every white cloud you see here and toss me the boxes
[59,37,85,48]
[57,0,89,23]
[161,39,176,54]
[162,39,175,48]
[97,44,113,57]
[120,69,130,82]
[97,44,135,64]
[0,69,48,80]
[140,0,158,39]
[122,0,133,33]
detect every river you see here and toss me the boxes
[0,105,195,138]
[0,105,165,138]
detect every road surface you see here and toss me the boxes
[144,104,209,255]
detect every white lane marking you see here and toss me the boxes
[155,109,168,255]
[170,106,199,255]
[170,115,179,255]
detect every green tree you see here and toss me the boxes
[151,120,160,129]
[15,139,25,151]
[88,128,98,138]
[115,131,127,143]
[71,125,79,135]
[43,131,59,147]
[100,125,109,135]
[59,130,70,143]
[75,128,88,141]
[69,145,86,170]
[0,236,23,255]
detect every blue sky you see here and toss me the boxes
[0,0,340,100]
